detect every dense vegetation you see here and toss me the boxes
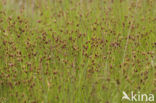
[0,0,156,103]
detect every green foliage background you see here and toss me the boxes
[0,0,156,103]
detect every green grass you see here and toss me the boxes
[0,0,156,103]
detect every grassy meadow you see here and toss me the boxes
[0,0,156,103]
